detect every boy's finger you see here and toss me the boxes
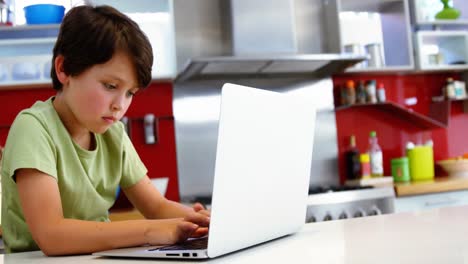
[192,202,205,212]
[185,213,210,227]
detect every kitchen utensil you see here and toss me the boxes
[437,159,468,178]
[24,4,65,24]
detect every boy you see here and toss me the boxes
[0,5,209,255]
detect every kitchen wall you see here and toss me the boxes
[333,72,468,183]
[3,73,468,203]
[0,82,178,209]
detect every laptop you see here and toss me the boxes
[93,83,317,259]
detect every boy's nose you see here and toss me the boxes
[112,95,125,111]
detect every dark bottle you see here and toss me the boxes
[345,135,361,180]
[356,80,367,104]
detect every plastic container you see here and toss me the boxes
[24,4,65,24]
[407,145,434,181]
[391,157,410,182]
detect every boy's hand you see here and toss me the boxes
[185,203,210,237]
[146,218,199,245]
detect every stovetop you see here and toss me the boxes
[308,185,373,195]
[184,185,376,206]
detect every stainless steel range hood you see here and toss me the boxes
[175,53,365,82]
[171,0,365,200]
[172,0,365,82]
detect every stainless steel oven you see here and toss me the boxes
[306,186,395,222]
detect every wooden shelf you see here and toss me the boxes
[335,101,448,129]
[394,177,468,197]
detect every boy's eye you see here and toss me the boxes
[127,91,136,97]
[104,83,117,89]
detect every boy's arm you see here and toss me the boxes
[16,169,199,256]
[123,176,211,221]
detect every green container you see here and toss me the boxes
[391,157,410,182]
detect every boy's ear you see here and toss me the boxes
[54,55,69,85]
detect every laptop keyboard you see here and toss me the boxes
[149,237,208,251]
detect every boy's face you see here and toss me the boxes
[60,51,139,134]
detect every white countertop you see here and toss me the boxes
[3,205,468,263]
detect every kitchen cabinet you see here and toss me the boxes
[395,189,468,212]
[324,0,468,73]
[411,0,468,70]
[414,30,468,70]
[323,0,414,72]
[0,25,58,89]
[0,0,176,89]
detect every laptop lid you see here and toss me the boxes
[93,83,316,259]
[206,83,316,258]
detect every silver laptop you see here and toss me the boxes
[93,83,317,259]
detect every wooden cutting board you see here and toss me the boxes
[394,177,468,196]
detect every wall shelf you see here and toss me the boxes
[335,101,448,129]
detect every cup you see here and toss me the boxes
[365,43,385,68]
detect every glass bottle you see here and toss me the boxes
[368,131,383,177]
[345,135,361,180]
[356,80,367,104]
[345,80,356,105]
[365,80,377,103]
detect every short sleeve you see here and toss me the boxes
[119,125,147,188]
[2,113,57,181]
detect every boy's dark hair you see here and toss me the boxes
[51,5,153,90]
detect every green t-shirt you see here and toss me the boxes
[0,97,147,253]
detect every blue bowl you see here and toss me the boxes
[24,4,65,25]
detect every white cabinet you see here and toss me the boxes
[0,26,58,87]
[411,0,468,70]
[0,0,177,88]
[323,0,414,72]
[415,30,468,70]
[395,190,468,213]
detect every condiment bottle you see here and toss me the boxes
[445,77,455,99]
[360,153,371,178]
[365,80,377,103]
[368,131,383,177]
[345,135,361,180]
[345,80,356,105]
[377,83,386,103]
[356,80,367,104]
